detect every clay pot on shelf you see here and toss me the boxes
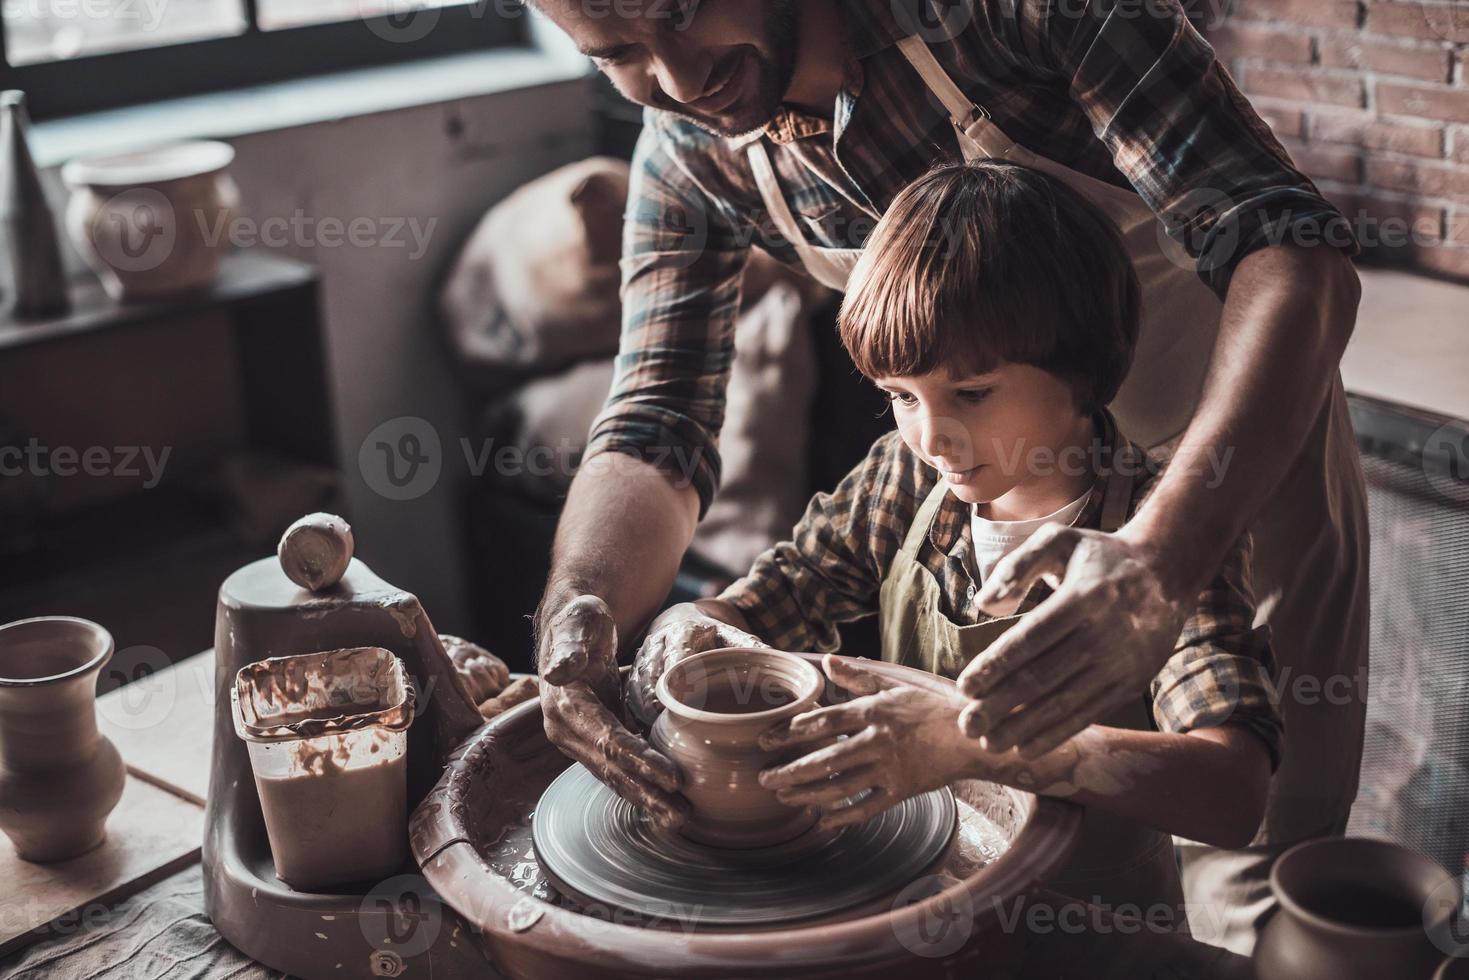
[0,617,126,862]
[61,140,239,301]
[650,647,822,849]
[1255,837,1461,980]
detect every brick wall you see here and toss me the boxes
[1202,0,1469,280]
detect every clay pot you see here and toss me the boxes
[1255,838,1459,980]
[649,647,822,849]
[0,617,126,862]
[61,140,239,301]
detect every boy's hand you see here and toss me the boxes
[956,525,1189,757]
[757,655,974,831]
[626,600,768,729]
[537,594,689,830]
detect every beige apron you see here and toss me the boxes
[875,452,1187,924]
[746,33,1371,950]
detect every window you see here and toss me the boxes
[0,0,527,120]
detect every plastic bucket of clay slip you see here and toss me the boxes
[231,646,414,890]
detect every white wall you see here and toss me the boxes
[224,79,595,630]
[24,65,596,635]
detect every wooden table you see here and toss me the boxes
[0,653,215,957]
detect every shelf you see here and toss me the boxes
[0,251,318,355]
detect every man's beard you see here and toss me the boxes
[666,0,800,138]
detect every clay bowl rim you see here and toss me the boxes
[1270,837,1457,939]
[60,139,236,190]
[0,616,115,687]
[415,653,1086,973]
[655,646,822,727]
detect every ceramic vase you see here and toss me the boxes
[0,617,126,862]
[0,90,71,319]
[650,647,822,849]
[1255,837,1460,980]
[61,140,239,301]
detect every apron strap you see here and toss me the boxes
[746,141,856,291]
[897,480,953,561]
[747,142,811,250]
[895,35,988,126]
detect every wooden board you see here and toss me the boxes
[0,775,204,957]
[97,651,215,805]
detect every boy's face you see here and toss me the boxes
[876,364,1088,507]
[537,0,799,138]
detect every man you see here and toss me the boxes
[529,0,1367,951]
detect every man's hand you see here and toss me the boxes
[955,524,1189,757]
[626,600,768,728]
[757,655,974,831]
[537,594,688,829]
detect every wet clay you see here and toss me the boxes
[649,648,822,848]
[0,617,126,863]
[231,646,415,890]
[255,740,407,889]
[276,513,354,592]
[410,656,1086,979]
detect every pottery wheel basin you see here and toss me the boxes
[410,654,1083,979]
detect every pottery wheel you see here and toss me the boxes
[532,764,956,927]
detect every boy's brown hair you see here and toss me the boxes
[839,162,1141,414]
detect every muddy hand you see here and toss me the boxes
[537,595,688,829]
[956,524,1189,758]
[758,655,971,831]
[442,634,511,705]
[626,601,769,730]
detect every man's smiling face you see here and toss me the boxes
[537,0,800,138]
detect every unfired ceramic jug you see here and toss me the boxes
[1255,837,1461,980]
[62,140,238,301]
[650,647,822,849]
[0,617,126,861]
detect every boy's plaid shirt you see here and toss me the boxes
[586,0,1356,516]
[719,411,1285,768]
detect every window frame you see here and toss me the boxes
[0,0,528,121]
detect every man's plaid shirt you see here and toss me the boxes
[586,0,1356,515]
[719,411,1284,767]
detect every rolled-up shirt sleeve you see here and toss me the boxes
[1020,0,1359,297]
[1150,529,1285,770]
[583,116,752,517]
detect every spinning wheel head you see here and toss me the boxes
[532,764,957,928]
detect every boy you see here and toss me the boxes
[633,162,1282,921]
